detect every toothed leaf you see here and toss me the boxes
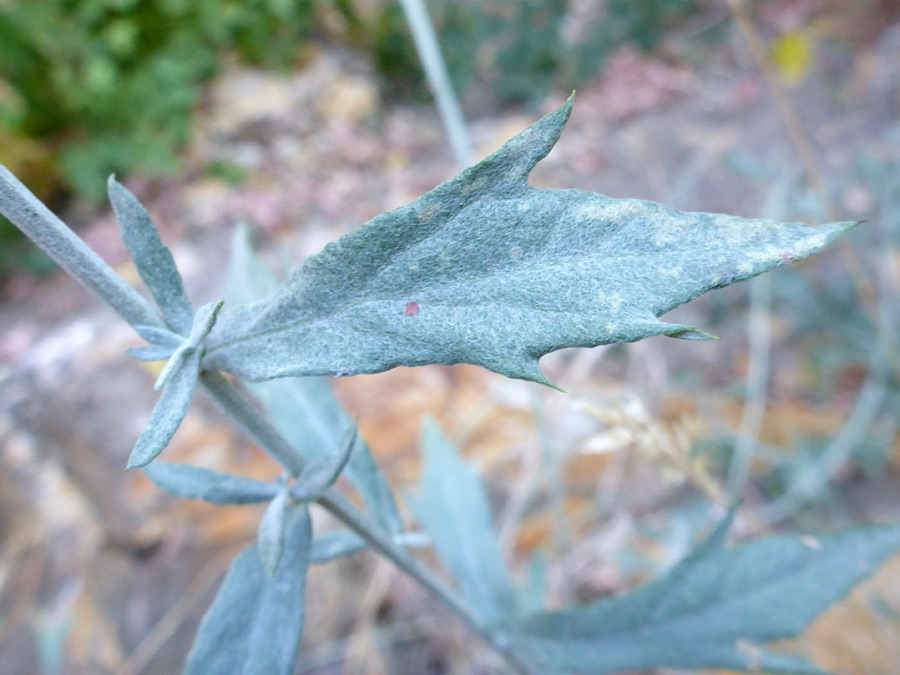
[205,97,855,385]
[509,511,900,673]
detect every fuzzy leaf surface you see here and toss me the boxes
[109,177,193,335]
[185,505,312,675]
[509,512,900,673]
[126,350,199,469]
[407,418,515,625]
[258,488,290,576]
[223,230,403,533]
[205,97,855,384]
[143,462,279,504]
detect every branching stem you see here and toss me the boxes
[1,165,529,674]
[201,370,531,675]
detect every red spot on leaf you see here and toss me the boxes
[404,301,420,317]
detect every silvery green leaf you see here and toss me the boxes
[185,505,312,675]
[224,227,403,533]
[133,325,183,348]
[127,350,200,469]
[205,96,856,385]
[258,488,290,577]
[143,462,280,504]
[224,224,279,309]
[108,177,194,335]
[290,425,357,501]
[127,345,175,362]
[509,511,900,674]
[407,418,515,626]
[309,531,368,564]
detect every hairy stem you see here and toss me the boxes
[0,165,165,329]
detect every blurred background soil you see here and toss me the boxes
[2,0,900,673]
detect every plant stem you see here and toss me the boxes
[200,370,531,674]
[398,0,474,169]
[0,165,165,329]
[2,166,528,673]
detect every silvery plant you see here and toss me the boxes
[2,98,896,675]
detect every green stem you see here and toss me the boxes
[0,165,165,329]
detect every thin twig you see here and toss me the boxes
[398,0,474,169]
[724,0,830,213]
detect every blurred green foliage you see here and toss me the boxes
[0,0,323,203]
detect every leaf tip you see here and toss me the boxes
[125,453,149,471]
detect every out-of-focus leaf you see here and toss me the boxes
[108,176,193,335]
[185,505,312,675]
[291,426,356,501]
[258,488,290,577]
[133,325,182,348]
[516,553,547,615]
[206,96,855,386]
[143,462,280,504]
[309,530,368,565]
[509,511,900,674]
[407,418,514,625]
[223,224,279,309]
[126,350,200,469]
[223,230,403,534]
[127,344,175,362]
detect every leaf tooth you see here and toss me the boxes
[469,93,574,191]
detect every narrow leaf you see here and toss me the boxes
[205,96,856,385]
[510,511,900,674]
[291,425,356,501]
[258,488,290,577]
[127,345,175,362]
[126,351,199,469]
[223,227,403,533]
[143,462,280,504]
[133,325,183,348]
[185,505,312,675]
[109,177,194,335]
[407,418,515,625]
[309,531,368,565]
